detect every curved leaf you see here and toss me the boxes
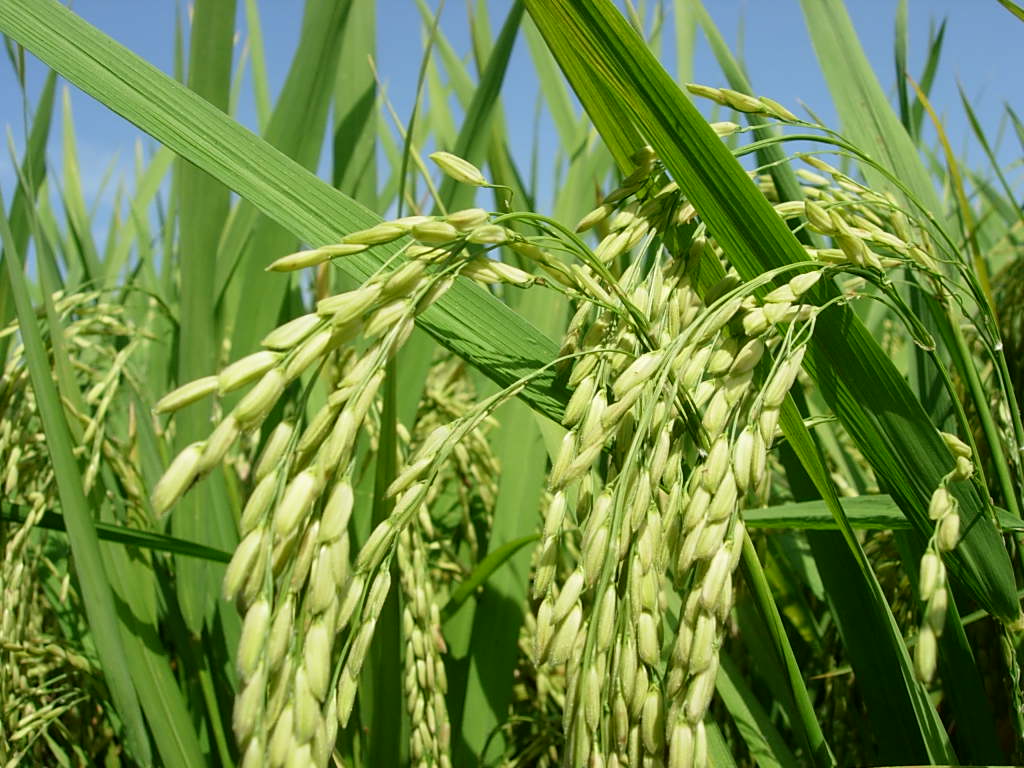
[0,0,570,426]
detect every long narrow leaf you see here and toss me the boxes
[0,507,233,561]
[716,651,800,768]
[332,0,376,207]
[457,399,549,764]
[437,1,523,213]
[0,70,56,360]
[173,0,237,635]
[98,478,209,768]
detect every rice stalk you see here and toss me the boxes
[0,292,151,766]
[1,1,1020,764]
[149,98,1001,763]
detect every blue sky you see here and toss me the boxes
[0,0,1020,238]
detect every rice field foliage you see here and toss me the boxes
[1,0,1023,766]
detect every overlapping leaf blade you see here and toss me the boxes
[0,0,569,424]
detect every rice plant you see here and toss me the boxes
[1,1,1023,767]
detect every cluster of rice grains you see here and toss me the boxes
[152,152,523,768]
[527,145,823,768]
[913,432,973,684]
[686,81,943,279]
[2,292,142,764]
[152,116,941,766]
